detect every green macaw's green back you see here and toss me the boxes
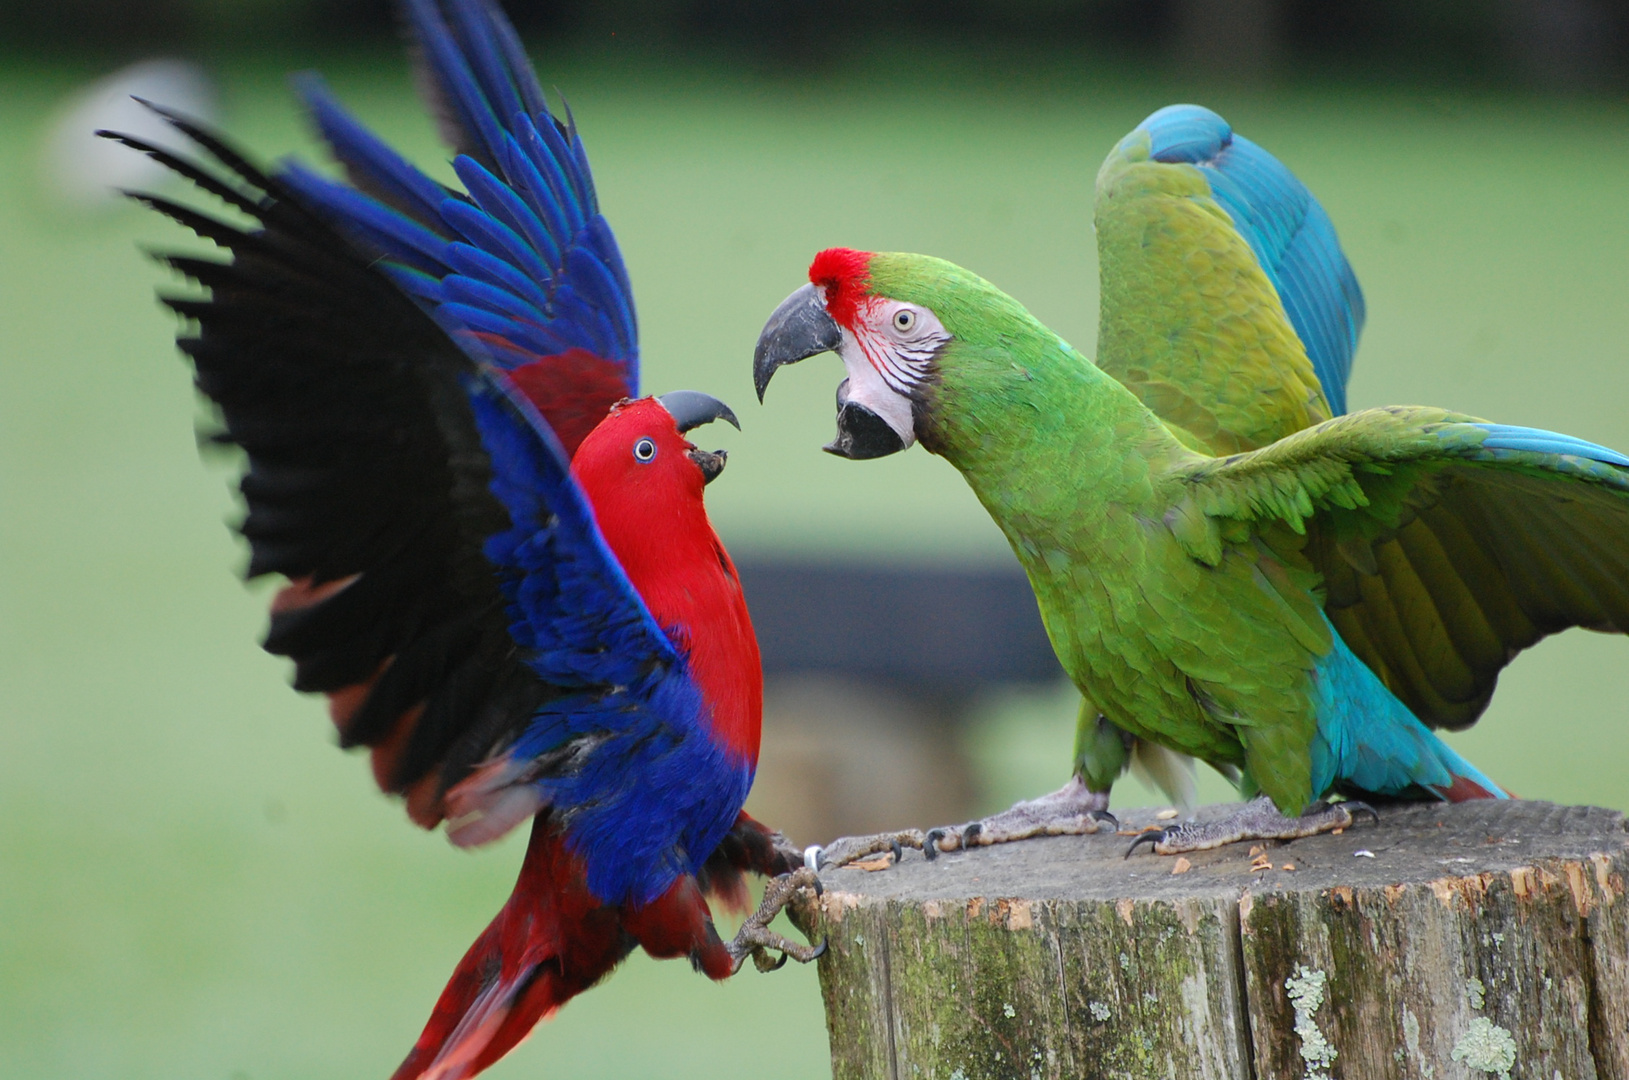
[1093,129,1333,454]
[862,251,1629,814]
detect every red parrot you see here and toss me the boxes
[105,1,822,1076]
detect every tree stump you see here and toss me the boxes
[790,800,1628,1080]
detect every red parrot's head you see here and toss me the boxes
[569,392,742,617]
[572,393,738,503]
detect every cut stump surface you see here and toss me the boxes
[789,800,1628,1080]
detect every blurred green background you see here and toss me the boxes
[5,17,1629,1080]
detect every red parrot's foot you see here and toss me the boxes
[925,776,1118,856]
[724,868,827,974]
[806,829,928,871]
[1125,795,1378,856]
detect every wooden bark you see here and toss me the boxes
[789,800,1627,1080]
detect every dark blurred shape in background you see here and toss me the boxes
[737,559,1060,842]
[3,0,1628,91]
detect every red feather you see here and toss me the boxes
[808,247,875,330]
[501,348,632,457]
[571,398,763,763]
[390,820,739,1080]
[1437,774,1510,801]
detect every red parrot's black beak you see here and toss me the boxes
[687,448,727,484]
[656,391,736,486]
[659,390,740,434]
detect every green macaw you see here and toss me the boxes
[753,105,1629,854]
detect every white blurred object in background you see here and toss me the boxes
[41,58,218,209]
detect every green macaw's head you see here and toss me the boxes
[755,248,1011,459]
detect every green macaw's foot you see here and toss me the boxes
[1125,795,1378,856]
[725,867,828,973]
[807,829,928,870]
[925,776,1118,857]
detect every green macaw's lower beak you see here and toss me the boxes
[828,381,906,460]
[753,283,906,461]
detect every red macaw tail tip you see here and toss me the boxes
[1438,774,1513,801]
[391,822,631,1080]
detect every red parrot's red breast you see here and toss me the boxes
[570,398,762,765]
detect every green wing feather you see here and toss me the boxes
[1165,408,1629,733]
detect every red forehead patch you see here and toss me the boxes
[808,247,874,329]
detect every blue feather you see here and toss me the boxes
[440,303,566,357]
[443,241,552,316]
[501,124,571,264]
[440,196,556,294]
[293,74,452,230]
[275,0,640,393]
[465,368,748,904]
[1308,616,1507,800]
[1472,423,1629,468]
[444,0,529,133]
[380,263,448,305]
[279,162,452,275]
[442,274,548,325]
[404,0,508,166]
[452,154,562,279]
[1139,104,1365,414]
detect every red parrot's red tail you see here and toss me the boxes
[389,821,630,1080]
[389,816,747,1080]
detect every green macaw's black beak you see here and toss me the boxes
[828,380,907,460]
[753,284,842,402]
[753,282,906,461]
[658,390,738,486]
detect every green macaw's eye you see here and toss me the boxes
[893,309,916,333]
[633,437,657,462]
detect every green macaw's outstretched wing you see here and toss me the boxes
[1095,105,1365,453]
[1170,409,1629,731]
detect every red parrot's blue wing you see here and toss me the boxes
[108,113,750,892]
[1138,104,1365,413]
[278,0,636,456]
[466,370,675,686]
[464,372,753,905]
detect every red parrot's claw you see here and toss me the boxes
[725,867,825,973]
[808,829,926,870]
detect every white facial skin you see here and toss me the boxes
[827,293,951,449]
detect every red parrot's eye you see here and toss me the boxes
[632,437,657,463]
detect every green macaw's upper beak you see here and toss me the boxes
[752,283,907,461]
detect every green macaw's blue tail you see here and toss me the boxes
[1310,616,1509,802]
[1137,104,1365,414]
